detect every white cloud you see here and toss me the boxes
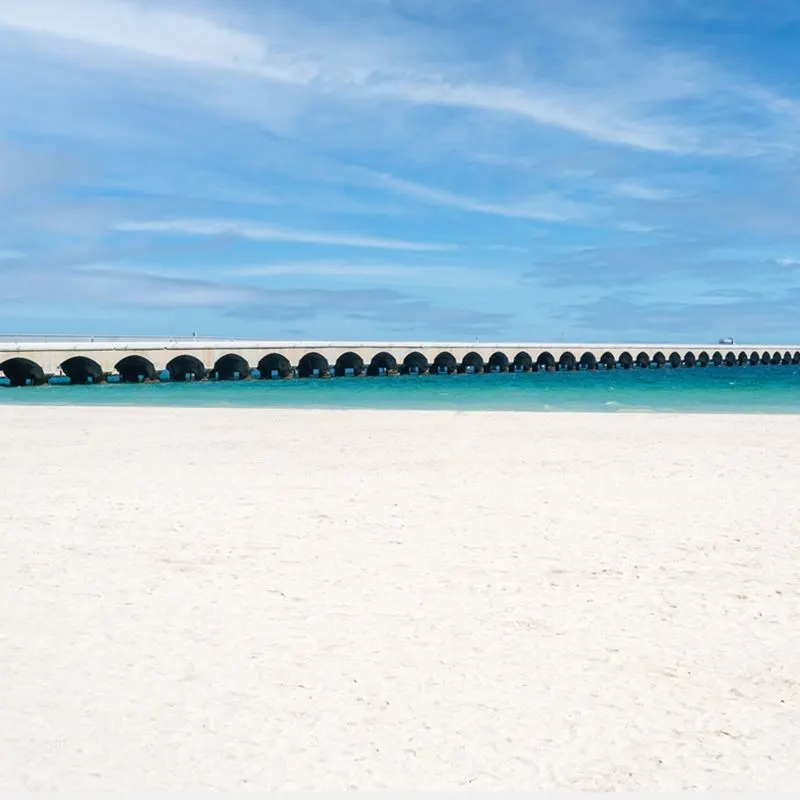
[611,182,678,201]
[116,219,456,252]
[1,0,793,157]
[371,173,599,222]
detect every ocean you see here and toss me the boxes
[1,365,799,413]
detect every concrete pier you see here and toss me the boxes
[1,338,799,385]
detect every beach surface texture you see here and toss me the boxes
[1,405,798,790]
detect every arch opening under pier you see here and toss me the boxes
[668,352,681,369]
[599,351,616,370]
[297,352,329,378]
[652,352,666,368]
[0,357,46,387]
[536,352,556,372]
[761,351,771,365]
[698,351,710,367]
[749,351,760,366]
[559,351,577,371]
[771,351,782,365]
[512,351,532,372]
[488,351,509,373]
[783,351,792,365]
[367,352,397,376]
[459,352,485,374]
[334,351,365,377]
[619,351,633,370]
[711,351,723,367]
[738,351,748,366]
[794,352,800,365]
[433,352,457,375]
[684,351,696,368]
[580,352,597,370]
[724,352,736,367]
[60,356,105,384]
[402,351,428,375]
[214,353,250,381]
[166,355,206,382]
[116,355,156,383]
[258,353,292,379]
[636,351,651,369]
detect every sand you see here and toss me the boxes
[1,405,799,790]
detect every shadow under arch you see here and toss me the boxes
[668,352,682,369]
[487,351,509,373]
[258,353,292,379]
[402,351,428,375]
[334,351,365,377]
[599,351,616,370]
[536,352,556,372]
[558,351,577,371]
[579,351,597,370]
[60,355,105,384]
[619,351,633,370]
[433,351,457,374]
[724,351,736,367]
[459,351,485,374]
[166,354,206,382]
[0,357,46,386]
[367,352,398,376]
[683,351,696,368]
[297,352,329,378]
[636,351,651,369]
[116,354,157,383]
[214,353,250,380]
[512,351,532,372]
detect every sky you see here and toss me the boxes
[1,0,800,343]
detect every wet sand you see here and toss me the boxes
[1,405,799,790]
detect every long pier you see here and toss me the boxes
[1,337,799,385]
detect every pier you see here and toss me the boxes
[1,337,799,385]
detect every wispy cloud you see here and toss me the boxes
[116,219,455,252]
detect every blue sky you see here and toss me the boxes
[1,0,800,342]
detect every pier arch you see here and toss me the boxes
[60,356,105,384]
[258,353,292,379]
[334,351,365,377]
[698,351,710,367]
[488,351,509,372]
[433,351,457,374]
[580,351,597,370]
[737,351,748,366]
[537,352,556,372]
[652,351,666,368]
[794,352,800,364]
[116,355,156,383]
[367,352,397,376]
[783,351,792,365]
[668,352,682,368]
[512,351,532,372]
[636,351,651,369]
[749,351,760,366]
[297,352,329,378]
[558,351,577,371]
[771,351,782,365]
[684,351,696,368]
[166,355,206,382]
[711,351,723,367]
[724,352,736,367]
[402,351,428,375]
[619,351,633,370]
[213,353,250,380]
[599,351,616,370]
[459,352,485,374]
[0,357,46,386]
[761,351,771,365]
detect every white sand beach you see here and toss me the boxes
[1,405,799,790]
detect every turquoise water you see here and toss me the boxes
[1,366,799,413]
